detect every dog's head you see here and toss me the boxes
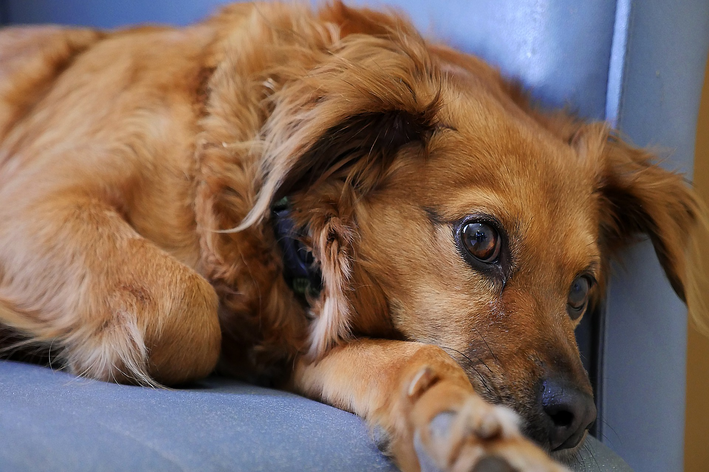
[239,4,702,454]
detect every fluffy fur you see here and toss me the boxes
[0,3,703,471]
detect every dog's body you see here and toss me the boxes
[0,3,701,471]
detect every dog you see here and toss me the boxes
[0,2,702,471]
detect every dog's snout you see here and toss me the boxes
[540,378,596,451]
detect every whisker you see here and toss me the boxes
[473,327,501,366]
[439,345,496,399]
[598,416,623,446]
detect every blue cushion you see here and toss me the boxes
[0,360,395,471]
[0,360,630,471]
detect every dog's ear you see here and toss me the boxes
[575,124,702,302]
[236,35,440,357]
[239,37,440,230]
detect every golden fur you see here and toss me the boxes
[0,3,703,471]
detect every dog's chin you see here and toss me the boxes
[518,416,590,463]
[549,430,590,465]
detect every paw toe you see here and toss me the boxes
[413,431,437,472]
[429,411,456,440]
[478,405,519,439]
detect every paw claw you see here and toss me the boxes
[409,366,438,398]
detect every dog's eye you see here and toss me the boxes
[461,222,501,263]
[567,276,591,320]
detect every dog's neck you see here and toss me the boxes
[271,197,323,302]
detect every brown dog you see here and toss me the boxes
[0,2,702,471]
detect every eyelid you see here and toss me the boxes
[576,272,597,287]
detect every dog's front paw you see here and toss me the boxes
[406,369,568,472]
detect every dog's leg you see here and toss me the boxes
[0,192,221,385]
[294,339,567,472]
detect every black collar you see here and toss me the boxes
[271,197,322,300]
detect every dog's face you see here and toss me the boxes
[242,20,698,453]
[351,88,601,451]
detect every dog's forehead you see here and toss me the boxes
[422,96,597,223]
[393,91,601,272]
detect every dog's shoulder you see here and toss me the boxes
[0,26,103,140]
[0,26,101,85]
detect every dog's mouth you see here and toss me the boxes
[520,413,594,453]
[459,362,596,455]
[549,430,591,465]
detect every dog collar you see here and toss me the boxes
[271,197,322,300]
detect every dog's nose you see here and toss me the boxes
[541,378,596,450]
